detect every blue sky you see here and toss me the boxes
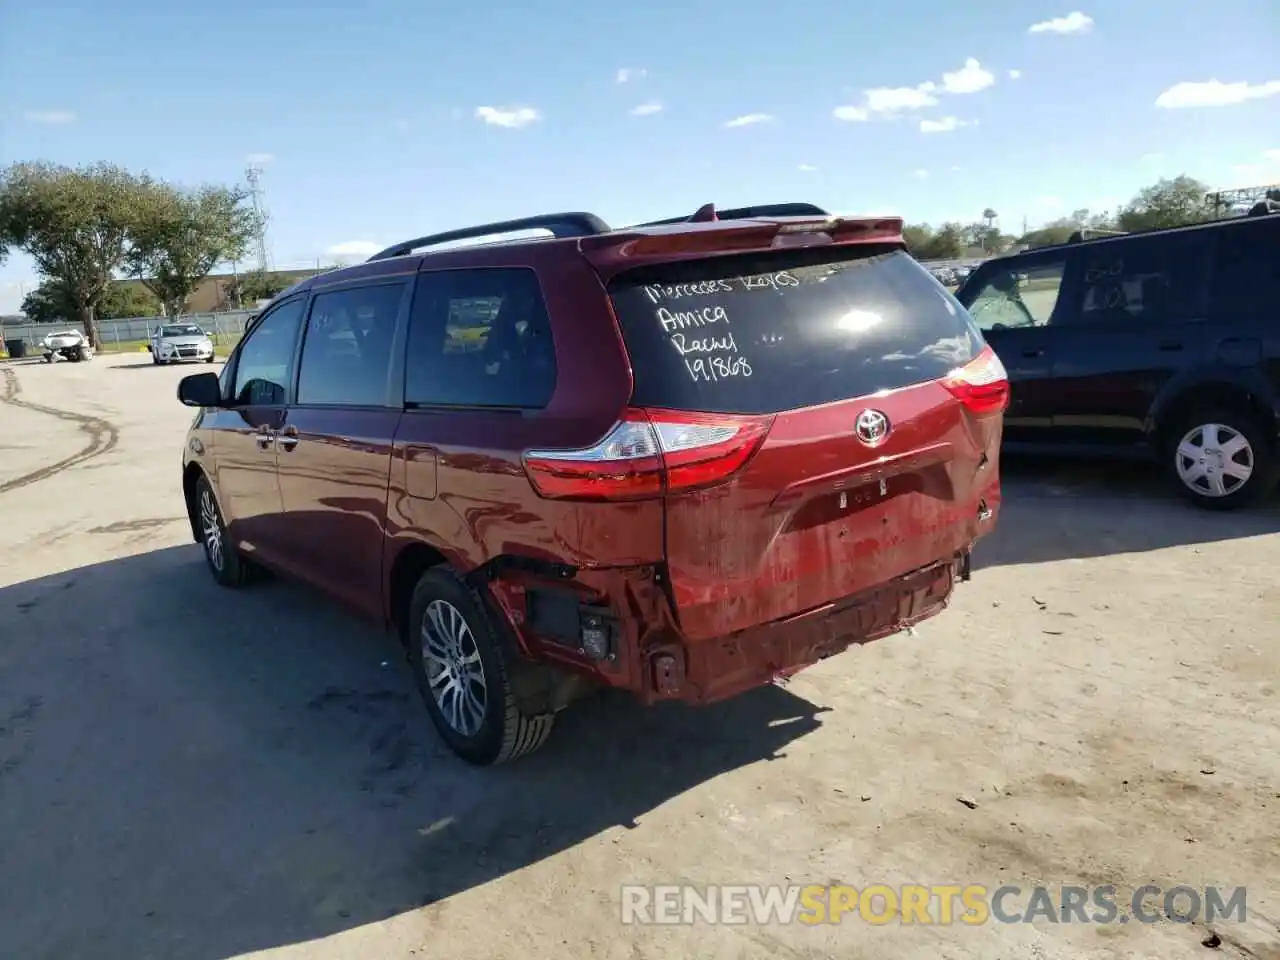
[2,0,1278,313]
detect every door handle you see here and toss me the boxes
[278,425,299,452]
[254,426,274,450]
[1021,348,1044,358]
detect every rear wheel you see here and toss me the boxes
[1165,409,1275,510]
[406,569,554,765]
[195,475,250,586]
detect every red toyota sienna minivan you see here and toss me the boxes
[176,202,1006,765]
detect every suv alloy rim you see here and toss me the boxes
[421,599,488,736]
[1174,422,1254,498]
[199,488,225,571]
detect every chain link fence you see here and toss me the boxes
[1,311,255,356]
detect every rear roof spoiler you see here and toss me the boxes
[631,202,830,227]
[366,203,834,262]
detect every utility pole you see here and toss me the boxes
[245,166,272,274]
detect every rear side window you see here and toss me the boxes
[405,267,556,408]
[1208,219,1280,321]
[608,246,982,415]
[296,282,405,406]
[1067,232,1208,326]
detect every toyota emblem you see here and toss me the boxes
[854,409,890,446]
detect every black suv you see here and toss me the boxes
[955,207,1280,509]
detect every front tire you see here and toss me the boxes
[1165,409,1275,510]
[195,475,250,586]
[406,569,554,766]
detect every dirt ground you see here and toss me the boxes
[1,353,1278,960]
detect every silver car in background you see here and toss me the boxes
[149,323,216,365]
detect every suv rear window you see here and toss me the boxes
[608,245,983,414]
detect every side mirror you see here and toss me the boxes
[145,343,152,352]
[178,371,223,408]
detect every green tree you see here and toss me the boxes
[0,162,154,348]
[18,282,72,325]
[902,223,935,254]
[903,222,965,260]
[20,279,160,324]
[922,223,965,260]
[1116,175,1213,232]
[127,183,260,318]
[223,269,293,308]
[100,283,163,319]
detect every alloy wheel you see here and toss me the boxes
[199,488,225,571]
[420,599,488,737]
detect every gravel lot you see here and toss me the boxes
[1,352,1278,960]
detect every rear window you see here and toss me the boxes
[608,245,983,414]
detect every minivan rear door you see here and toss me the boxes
[607,242,1002,641]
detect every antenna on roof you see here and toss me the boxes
[690,203,718,222]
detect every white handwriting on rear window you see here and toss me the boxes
[643,280,734,303]
[683,354,753,382]
[736,271,799,292]
[642,271,799,304]
[669,330,738,356]
[657,305,729,332]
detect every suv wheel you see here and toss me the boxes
[406,569,554,765]
[1166,409,1275,510]
[195,475,250,586]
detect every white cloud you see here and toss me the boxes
[919,116,973,134]
[836,60,996,124]
[1155,79,1280,108]
[832,105,871,122]
[913,169,929,179]
[245,152,275,164]
[865,84,939,113]
[630,101,663,116]
[798,163,818,172]
[474,105,542,128]
[941,58,994,94]
[616,67,647,84]
[1028,12,1094,34]
[25,109,76,124]
[1008,69,1022,80]
[325,240,381,258]
[724,112,773,128]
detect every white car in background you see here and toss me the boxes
[41,329,93,363]
[149,323,216,365]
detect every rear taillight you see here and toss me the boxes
[941,346,1009,416]
[523,409,774,501]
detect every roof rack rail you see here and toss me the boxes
[1066,227,1128,243]
[633,202,830,228]
[366,212,612,262]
